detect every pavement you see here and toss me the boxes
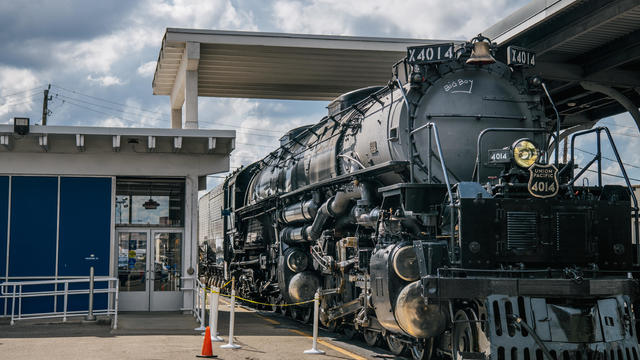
[0,299,402,360]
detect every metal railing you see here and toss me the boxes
[0,277,119,329]
[568,126,640,265]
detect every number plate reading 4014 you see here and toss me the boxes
[407,43,454,65]
[487,149,511,164]
[507,46,536,67]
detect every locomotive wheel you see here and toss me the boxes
[269,297,278,312]
[452,309,478,360]
[278,301,288,316]
[341,325,357,340]
[363,329,382,347]
[301,307,313,324]
[290,306,301,320]
[323,320,338,333]
[385,334,407,356]
[410,338,434,360]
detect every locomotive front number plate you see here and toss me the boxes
[528,163,559,198]
[487,149,511,164]
[407,43,455,65]
[507,46,536,67]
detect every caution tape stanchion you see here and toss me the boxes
[209,286,223,342]
[220,277,241,350]
[194,286,206,331]
[304,290,325,355]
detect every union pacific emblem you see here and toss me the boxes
[527,163,559,198]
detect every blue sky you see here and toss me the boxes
[0,0,638,189]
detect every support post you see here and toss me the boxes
[221,278,241,349]
[194,285,206,331]
[304,290,325,355]
[210,286,223,342]
[85,266,96,321]
[171,108,182,129]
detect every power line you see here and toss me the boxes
[0,92,42,108]
[0,85,45,100]
[53,86,285,137]
[52,84,165,115]
[575,147,640,170]
[598,121,639,131]
[576,167,640,183]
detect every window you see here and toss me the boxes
[116,178,185,227]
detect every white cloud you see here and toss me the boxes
[137,61,157,77]
[0,66,41,121]
[87,74,125,86]
[271,0,524,39]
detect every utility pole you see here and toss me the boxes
[562,137,568,164]
[41,84,52,125]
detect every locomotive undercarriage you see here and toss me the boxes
[206,176,640,360]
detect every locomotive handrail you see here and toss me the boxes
[410,122,456,263]
[473,128,558,182]
[569,126,640,265]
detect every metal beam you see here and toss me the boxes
[583,29,640,75]
[581,81,640,132]
[527,62,640,88]
[530,0,640,56]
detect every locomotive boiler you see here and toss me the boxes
[202,35,640,360]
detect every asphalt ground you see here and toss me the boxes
[0,299,402,360]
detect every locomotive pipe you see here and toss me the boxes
[307,190,361,241]
[280,226,310,244]
[280,199,318,224]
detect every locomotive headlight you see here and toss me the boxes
[512,139,539,168]
[392,246,419,282]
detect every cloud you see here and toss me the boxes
[87,74,126,87]
[137,61,157,77]
[0,66,41,121]
[271,0,528,39]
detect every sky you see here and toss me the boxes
[0,0,638,191]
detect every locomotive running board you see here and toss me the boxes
[280,160,409,199]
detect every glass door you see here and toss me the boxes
[149,230,182,311]
[117,230,150,311]
[116,229,183,311]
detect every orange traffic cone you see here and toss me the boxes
[196,326,218,358]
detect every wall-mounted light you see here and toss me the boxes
[143,198,159,210]
[14,117,29,135]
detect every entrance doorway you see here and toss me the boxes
[117,229,183,311]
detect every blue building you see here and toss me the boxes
[0,125,234,315]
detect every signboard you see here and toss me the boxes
[507,46,536,67]
[487,148,511,164]
[528,163,559,198]
[407,43,455,65]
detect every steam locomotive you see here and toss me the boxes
[200,35,640,360]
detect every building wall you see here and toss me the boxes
[2,176,112,315]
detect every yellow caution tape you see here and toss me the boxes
[205,286,314,307]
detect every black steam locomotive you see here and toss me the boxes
[201,35,640,360]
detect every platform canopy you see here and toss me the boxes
[483,0,640,130]
[152,29,451,128]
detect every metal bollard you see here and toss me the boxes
[210,286,223,342]
[194,286,206,331]
[221,278,241,349]
[84,266,96,321]
[304,290,325,355]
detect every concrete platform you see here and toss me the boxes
[0,300,400,360]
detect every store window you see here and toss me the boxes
[115,178,185,227]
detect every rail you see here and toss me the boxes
[473,127,557,182]
[410,122,456,263]
[568,126,640,265]
[0,277,119,329]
